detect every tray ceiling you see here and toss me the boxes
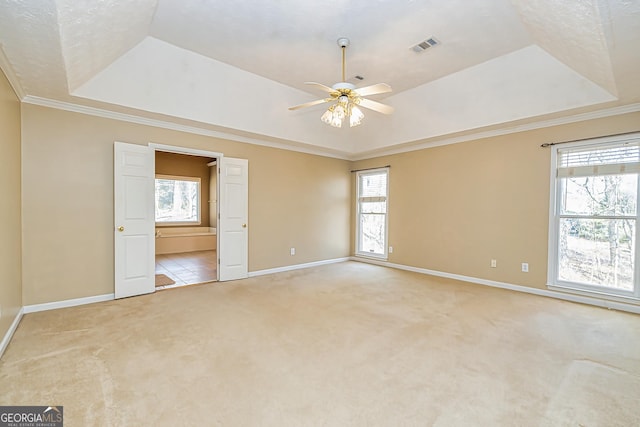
[0,0,638,158]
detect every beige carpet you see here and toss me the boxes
[1,262,639,426]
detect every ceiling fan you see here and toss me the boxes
[289,37,394,128]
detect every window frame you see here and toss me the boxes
[155,174,202,226]
[547,133,640,301]
[355,168,389,260]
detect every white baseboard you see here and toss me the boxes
[352,257,640,314]
[249,257,350,278]
[23,293,115,314]
[0,308,24,359]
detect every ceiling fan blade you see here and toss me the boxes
[358,98,394,115]
[304,82,337,94]
[288,98,330,111]
[354,83,392,97]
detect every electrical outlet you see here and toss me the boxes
[389,246,393,254]
[522,262,529,272]
[290,247,296,256]
[490,259,497,268]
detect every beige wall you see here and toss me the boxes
[21,104,351,305]
[18,99,640,307]
[0,69,22,338]
[155,151,213,228]
[353,112,640,293]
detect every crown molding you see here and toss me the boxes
[21,95,352,160]
[19,94,640,163]
[0,43,26,100]
[350,103,640,161]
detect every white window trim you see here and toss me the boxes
[547,132,640,302]
[355,168,389,260]
[155,174,202,226]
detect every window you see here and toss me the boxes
[548,133,640,300]
[356,168,389,259]
[155,175,201,224]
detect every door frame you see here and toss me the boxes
[150,143,224,282]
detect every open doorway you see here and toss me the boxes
[114,142,247,298]
[154,151,218,290]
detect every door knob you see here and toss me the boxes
[242,224,247,228]
[117,226,125,232]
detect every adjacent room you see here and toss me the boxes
[154,151,218,289]
[0,1,639,425]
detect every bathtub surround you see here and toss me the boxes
[2,262,639,425]
[155,226,217,255]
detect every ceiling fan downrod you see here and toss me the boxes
[337,37,350,82]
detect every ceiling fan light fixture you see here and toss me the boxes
[322,100,364,128]
[321,106,334,125]
[320,104,344,127]
[321,99,349,127]
[350,105,364,127]
[289,37,393,127]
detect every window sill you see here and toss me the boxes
[547,283,640,305]
[355,253,388,262]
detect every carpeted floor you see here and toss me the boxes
[1,261,639,426]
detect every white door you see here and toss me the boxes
[114,142,155,298]
[218,157,249,281]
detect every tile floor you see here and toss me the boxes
[155,250,217,290]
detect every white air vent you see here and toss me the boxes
[411,37,439,53]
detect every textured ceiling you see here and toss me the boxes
[149,0,533,95]
[0,0,639,158]
[57,0,157,92]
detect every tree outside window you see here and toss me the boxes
[356,169,389,258]
[155,175,201,224]
[550,137,640,299]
